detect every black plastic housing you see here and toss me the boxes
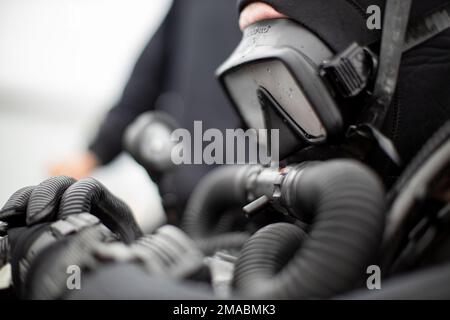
[216,19,343,145]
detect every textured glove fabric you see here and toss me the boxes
[0,176,142,242]
[0,176,143,298]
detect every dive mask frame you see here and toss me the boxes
[217,19,376,150]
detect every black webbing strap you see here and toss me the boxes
[368,0,413,128]
[347,1,450,165]
[363,1,450,131]
[347,0,412,165]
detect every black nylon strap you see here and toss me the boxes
[368,0,450,127]
[346,0,412,167]
[358,1,450,133]
[370,0,413,127]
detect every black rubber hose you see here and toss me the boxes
[233,223,307,289]
[182,166,247,238]
[233,160,385,299]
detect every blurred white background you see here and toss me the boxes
[0,0,172,232]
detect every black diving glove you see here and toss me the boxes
[0,176,143,298]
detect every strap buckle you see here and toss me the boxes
[320,43,377,98]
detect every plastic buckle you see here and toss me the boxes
[320,43,377,98]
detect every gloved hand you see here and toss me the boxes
[0,176,143,298]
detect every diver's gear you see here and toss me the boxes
[218,19,340,159]
[97,226,204,281]
[217,17,386,159]
[25,225,204,300]
[183,159,385,299]
[181,165,251,254]
[12,213,114,298]
[4,159,384,300]
[124,111,179,182]
[2,148,448,299]
[94,226,204,279]
[0,176,142,243]
[183,160,385,230]
[349,0,413,164]
[219,1,450,160]
[0,176,143,298]
[2,195,204,300]
[182,165,248,239]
